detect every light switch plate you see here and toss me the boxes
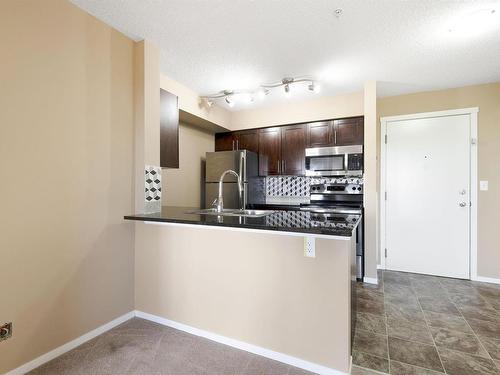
[480,180,489,191]
[304,236,315,258]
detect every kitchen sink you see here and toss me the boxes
[187,208,275,218]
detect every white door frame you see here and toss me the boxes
[379,107,478,280]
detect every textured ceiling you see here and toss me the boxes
[70,0,500,110]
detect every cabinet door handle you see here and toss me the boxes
[334,130,337,145]
[236,140,239,150]
[282,160,286,174]
[232,140,235,150]
[278,159,281,174]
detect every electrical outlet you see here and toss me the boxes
[480,180,489,191]
[304,236,315,258]
[1,322,12,342]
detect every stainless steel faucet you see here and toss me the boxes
[214,169,244,212]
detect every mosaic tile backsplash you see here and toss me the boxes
[145,165,161,213]
[265,176,364,197]
[265,210,358,230]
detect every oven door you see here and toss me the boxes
[305,154,346,176]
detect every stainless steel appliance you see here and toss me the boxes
[301,181,364,280]
[205,150,264,209]
[305,145,363,177]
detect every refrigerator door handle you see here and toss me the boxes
[239,151,246,181]
[241,152,246,208]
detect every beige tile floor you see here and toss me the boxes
[353,270,500,375]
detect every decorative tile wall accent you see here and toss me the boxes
[265,176,364,197]
[145,165,161,213]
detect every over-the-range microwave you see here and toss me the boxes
[305,145,363,177]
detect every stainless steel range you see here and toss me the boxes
[301,181,364,280]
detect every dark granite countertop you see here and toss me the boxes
[247,203,301,211]
[124,206,360,237]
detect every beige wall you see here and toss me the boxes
[163,123,215,207]
[0,1,135,373]
[134,40,160,212]
[135,223,354,373]
[230,91,364,130]
[377,82,500,279]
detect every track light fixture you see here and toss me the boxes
[200,76,319,108]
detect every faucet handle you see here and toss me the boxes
[211,198,218,208]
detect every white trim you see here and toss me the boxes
[380,107,479,278]
[6,308,352,375]
[363,277,378,285]
[135,310,349,375]
[5,312,135,375]
[142,221,351,241]
[469,110,478,280]
[376,264,385,270]
[380,107,479,123]
[473,276,500,285]
[379,114,388,270]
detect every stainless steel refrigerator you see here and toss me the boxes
[205,150,265,209]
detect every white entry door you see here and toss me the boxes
[385,114,471,279]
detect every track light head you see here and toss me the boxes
[225,96,234,107]
[284,84,291,98]
[258,88,269,99]
[308,82,320,93]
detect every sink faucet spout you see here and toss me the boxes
[216,169,243,212]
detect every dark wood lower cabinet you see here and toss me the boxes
[258,127,281,176]
[281,124,306,175]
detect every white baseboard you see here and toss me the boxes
[363,277,378,285]
[473,276,500,285]
[7,310,349,375]
[135,310,349,375]
[5,311,135,375]
[376,264,385,270]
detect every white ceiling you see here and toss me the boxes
[70,0,500,110]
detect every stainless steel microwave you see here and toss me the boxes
[305,145,363,177]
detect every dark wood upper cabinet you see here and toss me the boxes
[160,89,179,168]
[214,116,363,176]
[281,124,306,175]
[215,132,236,151]
[215,130,259,153]
[306,121,333,147]
[333,117,364,146]
[236,129,259,153]
[258,127,281,176]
